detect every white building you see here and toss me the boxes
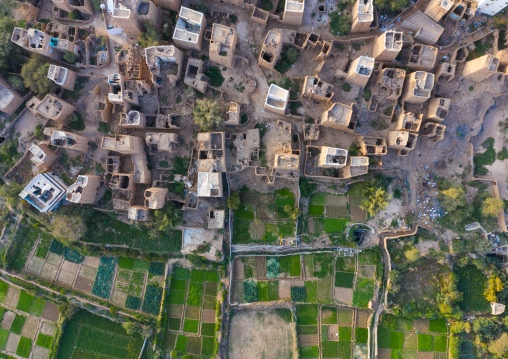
[475,0,508,15]
[19,173,67,212]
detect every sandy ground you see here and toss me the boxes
[181,228,223,261]
[228,310,296,359]
[471,94,508,199]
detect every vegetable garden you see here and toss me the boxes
[0,279,59,359]
[111,258,165,315]
[164,267,221,357]
[232,251,379,309]
[296,304,371,359]
[56,310,143,359]
[231,253,335,304]
[377,315,449,359]
[232,188,297,243]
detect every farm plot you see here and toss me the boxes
[232,253,334,304]
[228,309,296,359]
[82,211,183,253]
[0,280,59,359]
[233,189,296,244]
[347,182,368,221]
[296,305,360,359]
[334,256,355,305]
[111,258,164,314]
[26,237,88,289]
[56,310,143,359]
[454,265,490,313]
[304,193,349,237]
[164,267,221,357]
[377,316,449,358]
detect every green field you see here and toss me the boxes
[455,265,490,313]
[164,267,220,356]
[233,189,296,243]
[56,310,143,359]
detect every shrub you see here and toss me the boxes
[274,47,300,74]
[341,82,352,92]
[63,52,78,64]
[193,98,224,131]
[98,122,110,133]
[329,12,352,36]
[204,66,224,87]
[68,10,81,19]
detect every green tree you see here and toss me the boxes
[63,52,78,64]
[68,10,81,19]
[21,55,54,95]
[227,191,240,210]
[360,180,390,217]
[473,317,502,342]
[193,98,224,131]
[439,185,466,212]
[152,202,182,232]
[0,18,17,72]
[489,333,508,357]
[404,247,420,263]
[482,197,504,217]
[0,181,23,208]
[138,21,162,48]
[284,205,301,221]
[7,75,25,92]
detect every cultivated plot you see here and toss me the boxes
[164,267,221,357]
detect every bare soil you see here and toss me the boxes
[20,316,39,340]
[4,287,20,309]
[334,287,353,305]
[356,310,370,328]
[74,276,94,293]
[228,310,296,359]
[42,302,59,322]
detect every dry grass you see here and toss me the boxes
[228,310,296,359]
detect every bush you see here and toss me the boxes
[193,98,224,131]
[98,122,110,133]
[63,52,78,64]
[68,10,81,19]
[260,0,273,10]
[299,177,317,198]
[274,47,300,74]
[204,66,224,87]
[329,12,352,36]
[374,0,410,13]
[341,82,352,92]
